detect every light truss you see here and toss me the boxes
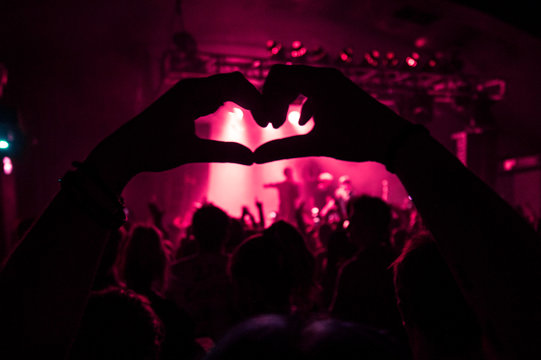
[160,50,506,105]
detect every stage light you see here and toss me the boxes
[291,41,307,58]
[0,105,22,156]
[288,110,300,125]
[3,156,12,175]
[420,55,438,72]
[384,51,399,68]
[224,106,245,141]
[339,47,354,63]
[406,56,418,67]
[501,155,540,171]
[404,51,421,68]
[363,50,380,67]
[503,158,517,171]
[266,40,283,57]
[230,107,244,121]
[414,37,428,48]
[292,40,303,50]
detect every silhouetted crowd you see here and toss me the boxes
[68,192,492,359]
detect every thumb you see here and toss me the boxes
[192,139,254,165]
[254,134,319,164]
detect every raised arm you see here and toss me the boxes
[0,72,260,358]
[253,65,541,359]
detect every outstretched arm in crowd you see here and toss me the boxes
[253,65,541,359]
[0,72,260,357]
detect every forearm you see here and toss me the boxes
[0,71,260,357]
[0,146,132,355]
[394,130,541,357]
[0,190,112,356]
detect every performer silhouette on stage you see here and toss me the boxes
[318,173,353,224]
[335,175,354,219]
[263,167,300,225]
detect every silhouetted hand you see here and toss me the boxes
[85,72,261,192]
[148,201,164,225]
[253,65,410,164]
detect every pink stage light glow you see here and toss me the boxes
[503,158,517,171]
[198,101,407,221]
[3,156,13,175]
[224,107,245,141]
[288,110,301,125]
[406,57,417,67]
[202,102,317,218]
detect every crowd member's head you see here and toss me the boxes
[224,217,247,255]
[317,172,333,190]
[284,167,293,181]
[228,221,315,318]
[93,227,125,290]
[192,204,230,254]
[121,224,168,295]
[393,232,483,359]
[326,227,356,268]
[70,287,163,360]
[348,195,392,250]
[338,175,352,192]
[204,314,408,360]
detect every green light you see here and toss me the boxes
[0,140,9,149]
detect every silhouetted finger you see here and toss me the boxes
[187,72,263,119]
[256,82,298,129]
[299,97,316,126]
[259,65,337,128]
[193,139,254,165]
[256,65,315,128]
[254,134,319,164]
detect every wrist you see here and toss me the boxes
[383,123,430,173]
[59,163,128,228]
[84,147,135,196]
[84,128,141,195]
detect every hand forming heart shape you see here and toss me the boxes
[251,65,409,165]
[85,65,412,191]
